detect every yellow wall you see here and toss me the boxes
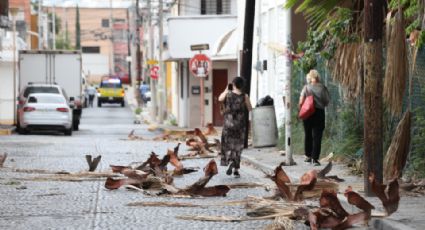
[166,62,172,112]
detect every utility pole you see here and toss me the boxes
[109,0,114,76]
[52,0,56,49]
[38,0,43,49]
[148,0,158,122]
[240,0,255,148]
[158,0,165,123]
[363,0,384,196]
[126,8,132,85]
[136,0,142,96]
[283,6,294,165]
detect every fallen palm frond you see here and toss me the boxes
[127,201,201,208]
[270,165,322,201]
[179,152,216,160]
[264,216,297,230]
[369,173,400,216]
[245,196,305,217]
[344,186,375,216]
[203,123,218,136]
[0,153,7,167]
[384,110,411,180]
[12,168,70,174]
[127,199,248,208]
[25,171,117,182]
[175,213,292,222]
[226,182,267,189]
[384,7,408,116]
[86,155,101,172]
[331,42,363,99]
[317,161,345,182]
[181,160,230,197]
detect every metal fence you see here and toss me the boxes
[291,48,425,175]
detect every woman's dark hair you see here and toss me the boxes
[232,77,245,90]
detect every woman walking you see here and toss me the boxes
[298,69,330,166]
[219,77,252,177]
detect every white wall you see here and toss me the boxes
[0,62,15,125]
[82,54,109,81]
[254,1,289,127]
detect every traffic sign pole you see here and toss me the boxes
[189,53,211,128]
[200,77,205,127]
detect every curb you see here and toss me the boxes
[241,154,414,230]
[0,127,14,135]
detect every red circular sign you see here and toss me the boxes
[150,66,159,80]
[189,54,211,77]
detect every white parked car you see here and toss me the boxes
[19,93,73,136]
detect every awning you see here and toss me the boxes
[167,15,237,60]
[211,28,238,61]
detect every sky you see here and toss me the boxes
[37,0,135,8]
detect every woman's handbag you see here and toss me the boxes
[298,86,315,120]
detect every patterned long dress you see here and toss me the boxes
[220,92,247,169]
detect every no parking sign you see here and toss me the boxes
[150,66,159,80]
[189,54,211,78]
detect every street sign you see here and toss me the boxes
[150,66,159,80]
[190,44,209,51]
[147,59,158,65]
[189,54,211,78]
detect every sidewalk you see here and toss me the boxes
[241,147,421,230]
[0,125,14,135]
[125,86,422,229]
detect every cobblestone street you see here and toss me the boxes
[0,104,274,230]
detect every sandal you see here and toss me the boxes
[226,163,234,176]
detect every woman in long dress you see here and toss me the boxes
[218,77,252,177]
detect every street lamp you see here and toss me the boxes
[10,7,19,125]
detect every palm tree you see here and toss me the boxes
[285,0,385,196]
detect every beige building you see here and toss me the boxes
[54,7,129,83]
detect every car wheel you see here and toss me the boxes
[98,101,102,107]
[121,101,125,107]
[18,128,28,135]
[64,128,73,136]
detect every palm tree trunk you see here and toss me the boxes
[363,0,384,196]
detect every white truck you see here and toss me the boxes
[18,50,84,130]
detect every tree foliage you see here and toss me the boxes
[75,5,81,50]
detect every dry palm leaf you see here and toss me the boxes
[384,7,408,116]
[175,213,292,222]
[331,42,363,99]
[85,155,101,172]
[319,190,349,219]
[264,216,296,230]
[127,201,201,208]
[203,123,218,136]
[0,153,7,167]
[27,171,116,182]
[384,110,411,180]
[369,173,400,216]
[344,186,375,214]
[294,170,318,201]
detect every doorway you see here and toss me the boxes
[212,69,228,126]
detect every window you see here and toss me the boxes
[24,87,60,97]
[101,19,109,28]
[200,0,230,15]
[82,46,100,53]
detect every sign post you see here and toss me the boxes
[189,52,211,127]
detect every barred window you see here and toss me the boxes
[200,0,231,15]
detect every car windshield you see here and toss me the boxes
[24,87,60,97]
[28,95,66,104]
